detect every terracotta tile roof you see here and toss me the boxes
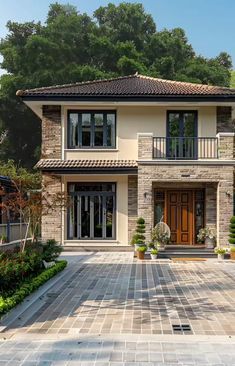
[17,74,235,98]
[36,159,138,170]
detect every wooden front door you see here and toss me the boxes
[167,190,193,245]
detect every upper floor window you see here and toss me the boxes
[68,111,116,148]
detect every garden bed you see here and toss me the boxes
[0,259,67,316]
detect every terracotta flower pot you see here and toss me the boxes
[137,251,145,260]
[230,251,235,260]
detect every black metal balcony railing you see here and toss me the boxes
[153,137,218,160]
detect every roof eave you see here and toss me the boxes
[20,94,235,103]
[37,167,138,175]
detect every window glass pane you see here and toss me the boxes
[107,114,115,147]
[183,113,196,137]
[106,196,114,238]
[81,196,90,238]
[154,202,164,226]
[94,196,103,238]
[94,113,104,146]
[69,113,78,147]
[168,113,180,137]
[81,113,91,146]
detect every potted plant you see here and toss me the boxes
[150,248,158,260]
[230,246,235,260]
[0,235,7,244]
[131,217,146,251]
[228,216,235,248]
[136,245,147,260]
[151,226,169,251]
[197,227,216,249]
[214,247,226,261]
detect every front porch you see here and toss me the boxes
[137,165,234,247]
[152,183,216,246]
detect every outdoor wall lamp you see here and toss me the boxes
[144,192,151,203]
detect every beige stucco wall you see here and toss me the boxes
[63,106,217,161]
[62,174,128,246]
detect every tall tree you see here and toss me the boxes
[0,2,232,168]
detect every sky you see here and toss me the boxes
[0,0,235,75]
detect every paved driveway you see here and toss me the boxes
[1,252,235,365]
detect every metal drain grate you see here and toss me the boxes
[172,324,191,333]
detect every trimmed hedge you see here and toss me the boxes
[0,260,67,316]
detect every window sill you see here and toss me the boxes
[64,148,119,152]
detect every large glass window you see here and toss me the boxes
[68,183,116,240]
[68,111,116,148]
[167,111,197,159]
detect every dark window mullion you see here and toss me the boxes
[103,195,106,239]
[90,196,94,238]
[78,113,82,148]
[91,113,95,147]
[103,113,107,147]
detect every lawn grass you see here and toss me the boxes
[0,260,67,317]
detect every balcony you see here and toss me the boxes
[153,137,218,160]
[138,133,234,161]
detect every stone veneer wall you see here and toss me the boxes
[128,175,138,243]
[218,133,235,160]
[41,174,62,243]
[42,105,61,159]
[138,164,234,246]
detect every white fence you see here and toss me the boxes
[0,223,28,242]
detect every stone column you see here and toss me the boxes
[128,175,138,243]
[42,105,62,159]
[217,132,235,160]
[205,183,217,232]
[138,133,153,160]
[41,173,62,243]
[138,165,153,242]
[217,167,234,247]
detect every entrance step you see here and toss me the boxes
[63,245,134,252]
[158,248,216,259]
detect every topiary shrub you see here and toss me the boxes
[42,239,63,262]
[130,217,146,246]
[229,216,235,245]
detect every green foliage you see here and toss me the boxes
[0,248,43,293]
[230,70,235,88]
[0,160,40,190]
[229,217,235,244]
[150,248,158,255]
[131,217,146,245]
[214,247,226,255]
[0,2,233,167]
[42,239,63,262]
[0,260,67,316]
[136,245,147,253]
[230,246,235,252]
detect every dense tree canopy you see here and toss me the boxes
[0,2,233,168]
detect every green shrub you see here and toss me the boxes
[0,260,67,316]
[42,239,63,262]
[136,245,147,253]
[214,247,226,254]
[230,247,235,252]
[0,251,43,293]
[229,216,235,244]
[130,217,146,245]
[151,248,158,255]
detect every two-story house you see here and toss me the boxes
[17,74,235,249]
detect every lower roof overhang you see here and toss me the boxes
[40,168,138,175]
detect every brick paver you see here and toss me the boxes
[3,252,235,337]
[1,252,235,364]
